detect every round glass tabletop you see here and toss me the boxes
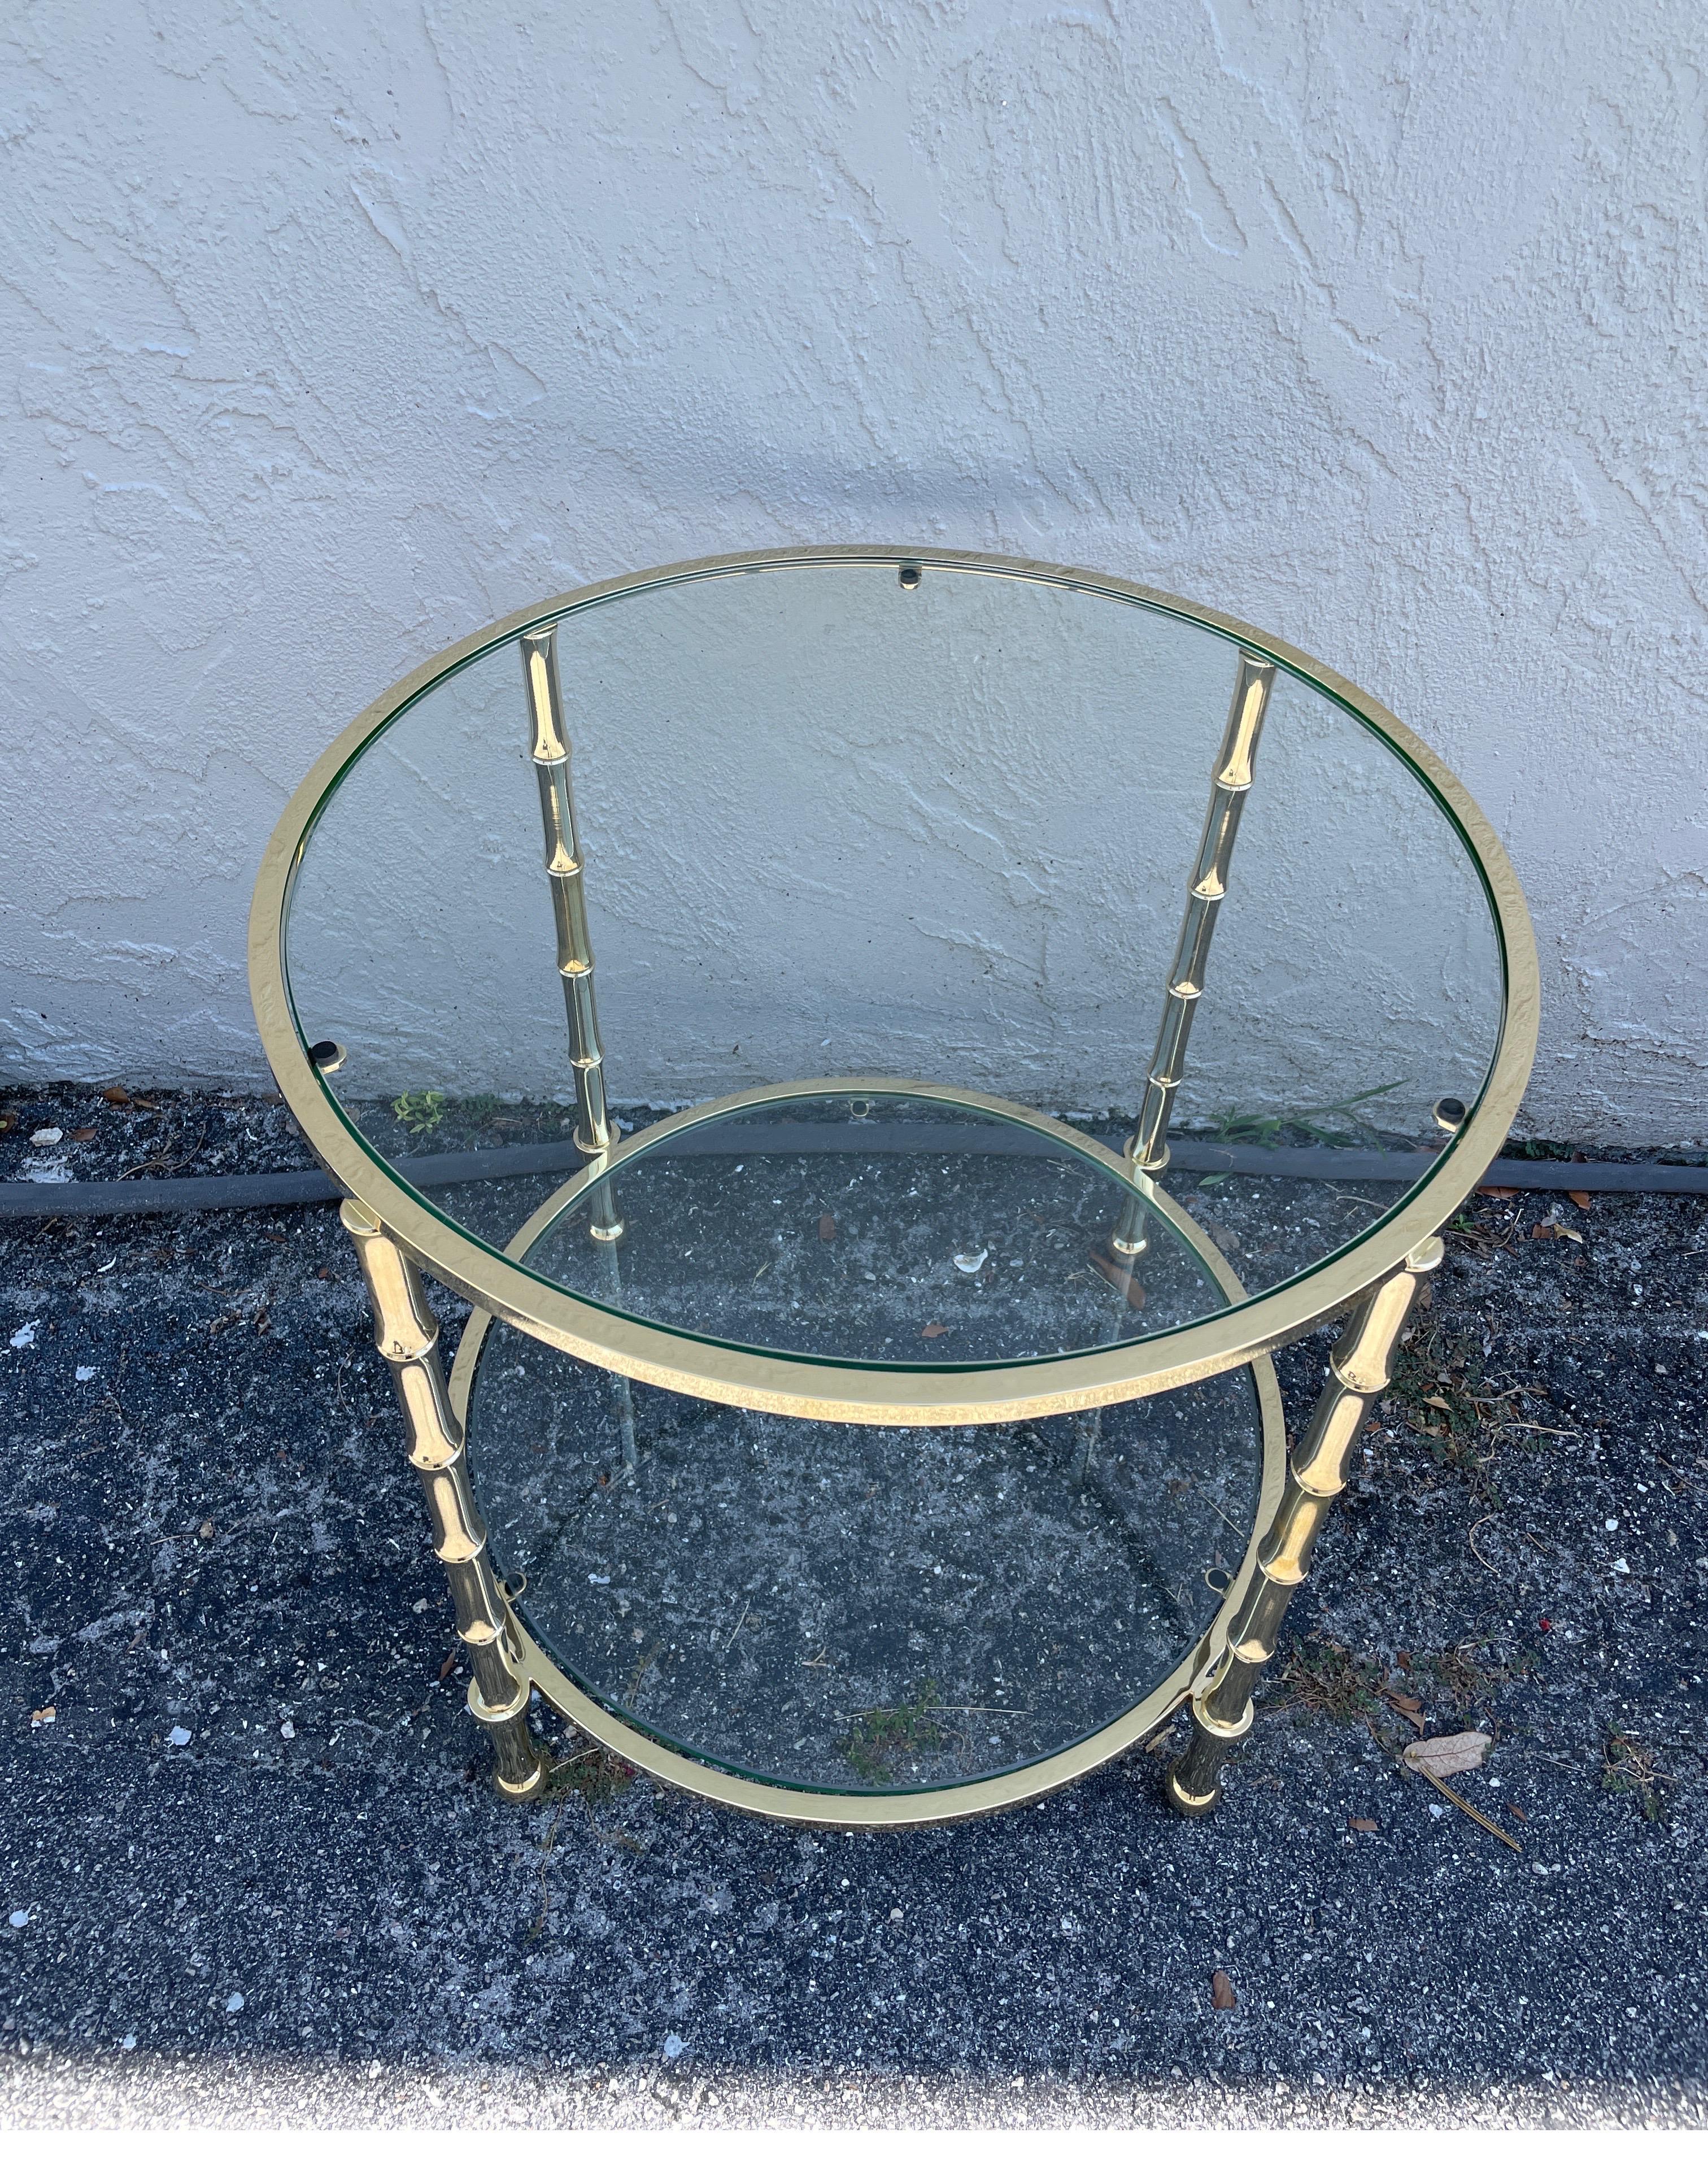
[255,547,1536,1414]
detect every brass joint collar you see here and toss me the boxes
[468,1678,531,1729]
[1190,1693,1255,1742]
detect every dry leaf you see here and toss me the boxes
[921,1322,949,1339]
[1211,1970,1237,2010]
[1349,1817,1378,1833]
[1388,1690,1424,1716]
[1531,1222,1552,1241]
[101,1086,131,1105]
[1424,1395,1451,1411]
[30,1706,56,1727]
[1479,1185,1518,1199]
[1402,1729,1492,1781]
[1566,1189,1591,1211]
[1507,1802,1528,1822]
[436,1653,459,1683]
[1556,1224,1584,1244]
[69,1126,97,1142]
[1087,1251,1145,1307]
[818,1214,836,1242]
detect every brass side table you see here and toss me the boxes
[249,547,1537,1827]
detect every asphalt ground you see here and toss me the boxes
[1,1088,1705,2127]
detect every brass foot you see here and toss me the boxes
[1165,1759,1223,1817]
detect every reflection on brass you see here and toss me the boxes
[1114,651,1276,1264]
[1165,1234,1444,1816]
[522,626,611,1155]
[339,1198,546,1801]
[587,1174,624,1244]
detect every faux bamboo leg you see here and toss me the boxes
[340,1198,548,1801]
[522,625,612,1155]
[521,624,641,1474]
[1166,1234,1444,1814]
[522,626,638,1470]
[1113,652,1276,1262]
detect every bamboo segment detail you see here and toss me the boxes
[1165,1234,1444,1813]
[339,1199,547,1801]
[522,626,611,1153]
[1114,652,1276,1259]
[520,625,639,1468]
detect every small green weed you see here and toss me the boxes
[1601,1729,1671,1822]
[551,1739,637,1806]
[1280,1632,1532,1746]
[1384,1320,1539,1507]
[1407,1634,1536,1717]
[392,1090,448,1137]
[841,1684,943,1783]
[1204,1081,1408,1151]
[1276,1636,1383,1725]
[526,1756,642,1940]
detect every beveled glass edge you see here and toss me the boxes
[250,545,1539,1422]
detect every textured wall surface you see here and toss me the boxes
[3,1,1703,1136]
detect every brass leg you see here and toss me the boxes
[340,1198,548,1801]
[522,625,612,1155]
[522,627,637,1473]
[1166,1234,1444,1814]
[1114,651,1276,1261]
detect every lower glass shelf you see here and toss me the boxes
[459,1314,1272,1804]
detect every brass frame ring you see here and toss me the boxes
[249,546,1539,1423]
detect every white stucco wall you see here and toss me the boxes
[2,1,1703,1137]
